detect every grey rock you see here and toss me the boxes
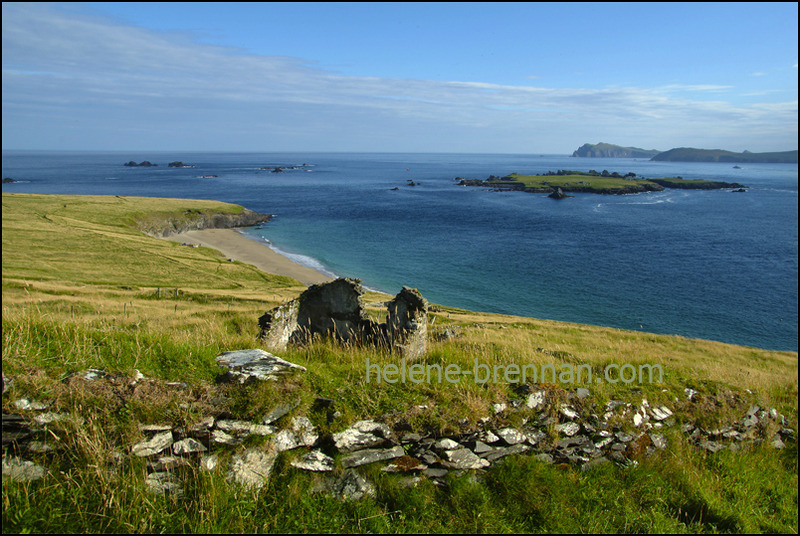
[615,432,634,443]
[2,457,47,482]
[741,415,758,428]
[424,468,448,479]
[332,428,385,452]
[200,454,220,471]
[132,431,173,457]
[556,422,581,437]
[434,438,461,451]
[291,450,335,472]
[211,430,241,445]
[649,433,668,450]
[771,436,786,449]
[228,448,279,490]
[495,428,526,445]
[341,446,404,468]
[216,349,306,383]
[483,443,529,463]
[526,391,546,410]
[471,440,493,454]
[534,453,554,464]
[146,471,183,496]
[262,400,299,424]
[401,433,422,444]
[649,406,673,421]
[443,448,490,470]
[559,404,580,420]
[700,440,726,453]
[576,388,591,399]
[326,469,376,501]
[13,398,48,411]
[172,438,207,455]
[581,456,610,472]
[148,456,190,472]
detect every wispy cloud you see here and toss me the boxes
[2,3,797,152]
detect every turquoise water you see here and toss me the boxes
[3,151,797,351]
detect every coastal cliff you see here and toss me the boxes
[651,147,798,163]
[135,207,272,238]
[572,143,662,158]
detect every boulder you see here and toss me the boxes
[215,349,306,383]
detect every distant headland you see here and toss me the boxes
[572,142,798,163]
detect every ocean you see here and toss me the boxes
[2,151,797,351]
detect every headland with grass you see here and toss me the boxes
[2,192,797,533]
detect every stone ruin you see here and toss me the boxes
[258,278,428,360]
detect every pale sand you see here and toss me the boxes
[165,229,332,285]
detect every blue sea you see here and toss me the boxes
[2,151,797,351]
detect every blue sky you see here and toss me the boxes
[2,2,797,153]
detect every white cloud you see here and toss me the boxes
[2,3,797,152]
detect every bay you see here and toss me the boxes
[2,151,797,351]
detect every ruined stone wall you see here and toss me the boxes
[259,278,427,359]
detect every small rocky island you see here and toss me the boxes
[457,170,746,197]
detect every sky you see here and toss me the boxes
[2,2,798,154]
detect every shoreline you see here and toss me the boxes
[164,228,333,285]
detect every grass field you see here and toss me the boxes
[2,192,797,533]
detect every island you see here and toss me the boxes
[572,142,661,158]
[571,142,798,163]
[457,170,747,197]
[123,160,158,167]
[651,148,798,163]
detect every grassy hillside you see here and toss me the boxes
[2,193,797,533]
[651,148,798,163]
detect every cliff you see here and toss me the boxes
[135,207,272,238]
[651,148,798,163]
[572,143,662,158]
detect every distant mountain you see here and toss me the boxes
[651,148,798,163]
[572,142,662,158]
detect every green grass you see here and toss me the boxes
[2,192,797,533]
[493,172,661,192]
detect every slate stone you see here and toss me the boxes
[341,446,405,468]
[146,471,183,496]
[2,457,47,482]
[471,440,493,455]
[483,443,529,463]
[132,431,173,457]
[215,349,306,383]
[326,469,376,501]
[424,467,449,479]
[442,448,490,470]
[228,448,279,490]
[262,401,299,424]
[556,422,580,437]
[581,456,610,472]
[559,404,580,420]
[434,438,461,451]
[495,428,526,445]
[526,391,546,410]
[172,438,207,455]
[291,450,335,472]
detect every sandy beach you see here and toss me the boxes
[165,229,332,285]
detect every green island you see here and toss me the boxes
[2,193,796,533]
[458,170,747,196]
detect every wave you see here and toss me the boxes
[242,232,339,280]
